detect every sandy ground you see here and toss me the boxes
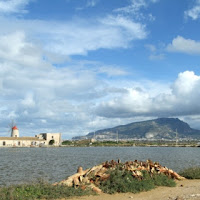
[65,179,200,200]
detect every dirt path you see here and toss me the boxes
[66,179,200,200]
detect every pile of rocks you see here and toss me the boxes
[54,159,185,193]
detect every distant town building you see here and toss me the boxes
[0,126,62,147]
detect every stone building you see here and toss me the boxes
[0,126,62,147]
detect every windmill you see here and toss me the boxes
[6,119,17,137]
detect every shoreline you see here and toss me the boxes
[0,144,199,148]
[61,144,200,147]
[0,145,199,148]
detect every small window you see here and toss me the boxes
[52,136,54,139]
[18,142,20,146]
[3,141,6,146]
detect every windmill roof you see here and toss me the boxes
[12,126,18,130]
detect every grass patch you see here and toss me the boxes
[179,167,200,179]
[0,180,94,200]
[99,169,176,194]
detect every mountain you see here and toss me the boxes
[72,118,200,140]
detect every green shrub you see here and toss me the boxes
[0,181,94,200]
[62,140,73,145]
[99,169,176,194]
[153,173,176,187]
[179,167,200,179]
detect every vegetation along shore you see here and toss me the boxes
[61,139,200,147]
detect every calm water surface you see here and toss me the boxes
[0,147,200,186]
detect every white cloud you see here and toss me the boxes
[96,71,200,118]
[184,0,200,20]
[172,71,200,96]
[114,0,147,14]
[22,16,146,55]
[167,36,200,55]
[0,0,32,14]
[100,15,147,40]
[0,13,147,57]
[114,0,157,21]
[0,31,45,67]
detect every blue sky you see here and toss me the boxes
[0,0,200,139]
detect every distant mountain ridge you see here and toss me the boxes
[72,118,200,140]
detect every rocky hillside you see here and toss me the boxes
[72,118,200,140]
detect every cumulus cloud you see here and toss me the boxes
[167,36,200,55]
[184,0,200,20]
[0,0,32,14]
[96,71,200,118]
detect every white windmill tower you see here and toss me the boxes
[11,125,19,137]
